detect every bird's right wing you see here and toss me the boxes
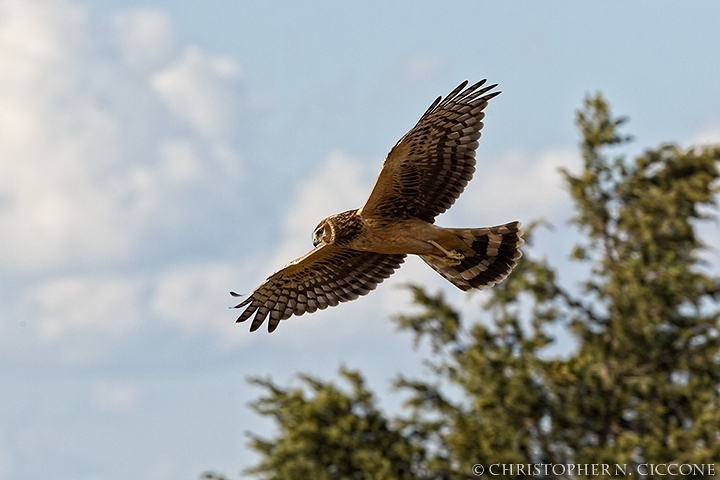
[232,245,405,333]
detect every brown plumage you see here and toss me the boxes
[232,80,523,333]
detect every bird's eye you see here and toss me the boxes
[312,226,324,247]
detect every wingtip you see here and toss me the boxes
[230,291,254,309]
[465,79,487,91]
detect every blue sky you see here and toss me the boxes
[2,1,720,478]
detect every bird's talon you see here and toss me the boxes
[439,256,462,266]
[428,240,465,265]
[447,250,464,260]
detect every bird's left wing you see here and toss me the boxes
[359,80,500,224]
[232,245,405,333]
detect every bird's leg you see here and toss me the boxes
[427,240,465,266]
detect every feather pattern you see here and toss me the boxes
[233,245,405,332]
[420,222,523,291]
[360,80,501,224]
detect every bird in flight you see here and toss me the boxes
[232,80,523,333]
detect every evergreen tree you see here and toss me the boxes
[244,368,423,479]
[239,95,720,479]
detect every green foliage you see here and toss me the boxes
[240,95,720,479]
[551,94,720,472]
[244,367,422,480]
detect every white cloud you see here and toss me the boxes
[448,147,580,226]
[28,274,145,343]
[687,122,720,147]
[152,46,242,138]
[0,0,254,366]
[91,379,142,414]
[0,0,245,274]
[110,8,179,70]
[8,271,151,365]
[10,259,263,360]
[398,52,445,84]
[267,151,374,276]
[151,261,249,342]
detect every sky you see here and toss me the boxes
[1,1,720,479]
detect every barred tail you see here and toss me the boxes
[420,221,523,291]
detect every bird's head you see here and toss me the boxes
[312,218,333,247]
[313,210,359,247]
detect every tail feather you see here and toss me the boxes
[420,221,523,291]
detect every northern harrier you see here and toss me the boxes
[232,80,523,332]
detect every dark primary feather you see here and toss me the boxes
[360,79,501,224]
[233,246,405,333]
